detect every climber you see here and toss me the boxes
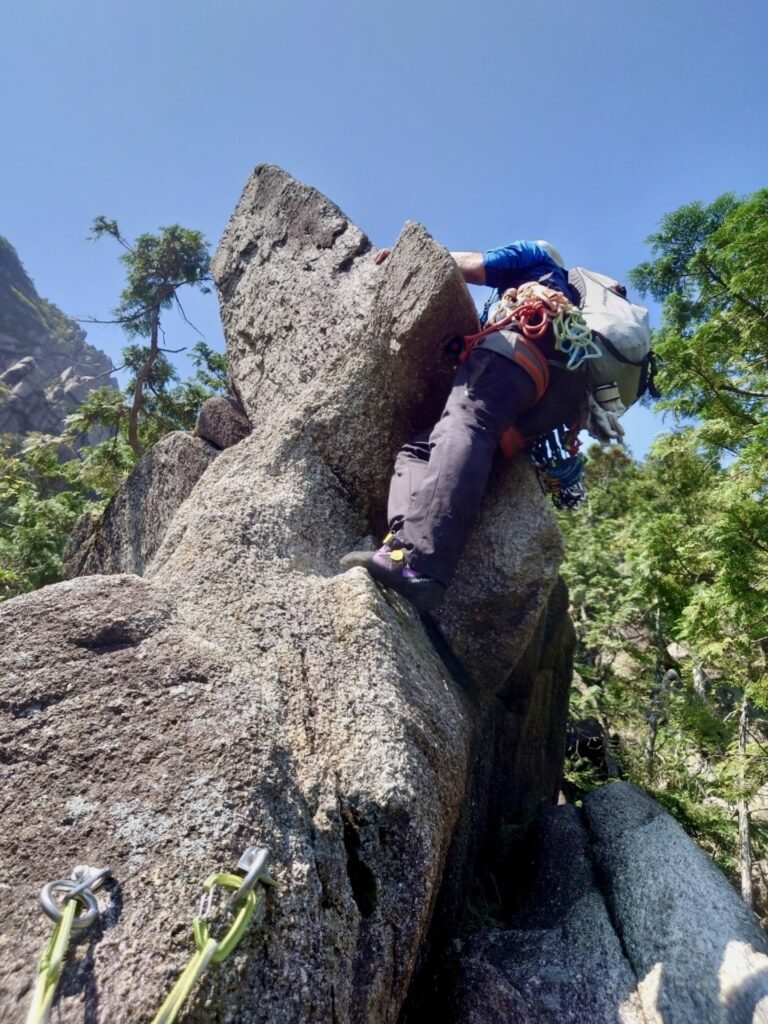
[341,240,589,612]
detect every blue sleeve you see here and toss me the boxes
[483,241,552,289]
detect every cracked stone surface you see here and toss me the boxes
[64,431,220,578]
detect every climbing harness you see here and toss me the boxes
[451,297,554,405]
[152,847,276,1024]
[448,284,593,508]
[530,425,587,510]
[26,865,112,1024]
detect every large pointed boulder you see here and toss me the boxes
[0,166,573,1023]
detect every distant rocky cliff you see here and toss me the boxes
[0,235,116,441]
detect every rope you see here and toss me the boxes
[551,309,602,370]
[152,870,267,1024]
[459,300,552,364]
[26,900,79,1024]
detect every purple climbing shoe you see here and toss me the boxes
[339,532,396,570]
[363,546,446,612]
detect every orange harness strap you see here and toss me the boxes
[508,334,550,402]
[497,335,549,460]
[458,300,553,460]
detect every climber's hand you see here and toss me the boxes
[374,248,392,264]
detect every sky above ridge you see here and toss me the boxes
[2,0,766,458]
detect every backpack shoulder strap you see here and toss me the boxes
[567,267,586,306]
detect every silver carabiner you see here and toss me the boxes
[40,865,112,931]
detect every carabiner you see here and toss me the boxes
[39,865,111,932]
[193,872,258,963]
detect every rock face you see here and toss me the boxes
[0,166,571,1023]
[446,806,646,1024]
[585,783,768,1024]
[3,166,764,1023]
[0,235,116,442]
[195,394,252,449]
[445,785,768,1024]
[63,431,219,577]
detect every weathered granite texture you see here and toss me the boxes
[64,431,219,577]
[445,806,645,1024]
[0,235,116,443]
[209,164,563,690]
[195,394,252,449]
[0,166,570,1023]
[585,783,768,1024]
[442,786,768,1024]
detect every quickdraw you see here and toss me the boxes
[26,865,112,1024]
[152,847,276,1024]
[24,847,277,1024]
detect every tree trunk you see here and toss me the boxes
[645,606,666,783]
[128,306,160,459]
[739,697,754,909]
[693,658,709,700]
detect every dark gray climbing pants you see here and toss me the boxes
[387,349,537,585]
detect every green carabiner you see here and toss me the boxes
[192,872,258,962]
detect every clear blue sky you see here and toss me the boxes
[2,0,766,457]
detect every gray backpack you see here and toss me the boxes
[568,267,655,410]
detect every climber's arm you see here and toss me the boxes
[449,252,486,285]
[373,248,486,285]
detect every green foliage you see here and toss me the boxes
[0,434,102,598]
[0,222,230,603]
[629,189,768,442]
[90,218,211,337]
[563,187,768,907]
[90,218,213,457]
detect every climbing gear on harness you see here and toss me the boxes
[530,425,587,510]
[26,865,112,1024]
[363,544,446,612]
[152,847,276,1024]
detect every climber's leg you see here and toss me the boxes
[397,349,537,585]
[386,430,431,534]
[344,349,537,609]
